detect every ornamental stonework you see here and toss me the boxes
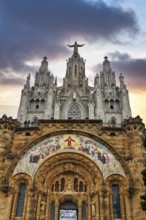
[0,116,145,220]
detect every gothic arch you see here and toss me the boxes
[60,89,87,119]
[33,151,103,187]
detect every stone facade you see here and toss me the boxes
[0,43,145,220]
[0,114,146,220]
[17,42,131,125]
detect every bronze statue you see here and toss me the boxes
[67,41,84,54]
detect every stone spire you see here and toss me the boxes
[40,56,48,73]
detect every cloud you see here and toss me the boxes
[0,0,139,86]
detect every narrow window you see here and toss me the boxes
[52,184,54,192]
[75,65,77,77]
[74,178,78,192]
[110,105,114,110]
[79,181,83,192]
[82,201,86,220]
[36,104,39,109]
[16,184,26,217]
[112,185,121,218]
[111,118,116,127]
[55,181,59,192]
[61,178,65,191]
[50,202,55,220]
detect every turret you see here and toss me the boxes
[17,74,31,122]
[119,73,132,119]
[88,91,95,119]
[94,73,105,120]
[54,91,60,119]
[64,42,87,89]
[34,57,51,88]
[0,115,19,157]
[100,56,116,88]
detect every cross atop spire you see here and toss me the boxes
[104,56,108,62]
[43,56,48,62]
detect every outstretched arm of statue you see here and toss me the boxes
[78,44,85,47]
[67,44,74,47]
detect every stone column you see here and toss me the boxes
[101,185,108,220]
[45,192,50,220]
[99,191,103,220]
[55,200,59,220]
[27,188,37,220]
[10,190,18,220]
[124,192,133,220]
[87,196,91,220]
[78,200,82,220]
[95,193,100,220]
[1,189,14,220]
[36,193,42,220]
[120,192,126,220]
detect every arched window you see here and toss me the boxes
[61,178,65,191]
[74,178,78,192]
[55,181,59,192]
[110,118,116,127]
[36,104,39,109]
[50,202,55,220]
[51,184,54,192]
[105,99,109,112]
[112,185,121,218]
[82,201,86,220]
[16,183,26,217]
[79,181,83,192]
[68,104,81,119]
[110,100,114,111]
[31,117,39,127]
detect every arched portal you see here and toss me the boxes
[9,132,130,220]
[34,151,103,220]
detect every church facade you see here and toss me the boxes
[0,43,145,220]
[17,42,131,125]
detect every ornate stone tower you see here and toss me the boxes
[17,57,57,124]
[17,42,131,125]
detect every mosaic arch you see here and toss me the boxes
[13,134,125,179]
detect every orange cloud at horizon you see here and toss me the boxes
[129,92,146,126]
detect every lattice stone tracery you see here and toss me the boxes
[68,104,81,119]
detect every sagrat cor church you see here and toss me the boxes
[0,42,145,220]
[18,41,131,124]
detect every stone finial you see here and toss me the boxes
[104,56,108,62]
[26,73,31,86]
[119,73,124,85]
[95,73,100,86]
[43,56,47,62]
[103,56,111,72]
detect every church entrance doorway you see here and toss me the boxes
[59,201,78,220]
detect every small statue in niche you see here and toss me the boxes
[66,176,72,191]
[91,203,96,216]
[40,200,46,212]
